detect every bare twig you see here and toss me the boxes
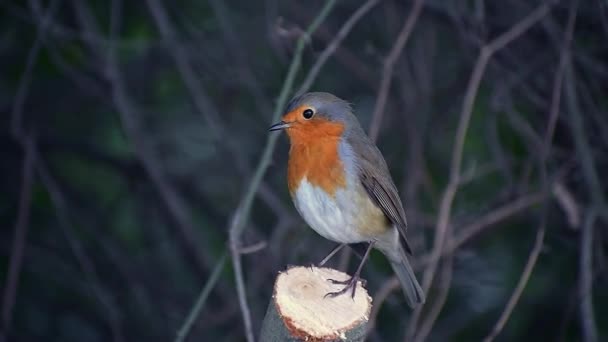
[407,4,552,339]
[413,256,453,342]
[578,208,598,342]
[175,252,228,342]
[483,223,545,342]
[207,0,271,115]
[564,53,607,218]
[145,0,221,131]
[579,209,598,342]
[228,2,338,341]
[71,0,213,272]
[10,0,59,138]
[483,4,577,340]
[369,0,424,142]
[3,0,58,336]
[442,192,545,260]
[146,0,288,225]
[553,182,581,229]
[1,137,35,334]
[238,241,268,255]
[298,0,380,93]
[366,277,399,335]
[36,155,124,342]
[371,191,545,333]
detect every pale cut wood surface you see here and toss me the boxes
[259,266,372,341]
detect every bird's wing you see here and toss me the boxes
[347,132,412,254]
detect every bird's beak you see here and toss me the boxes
[268,120,290,131]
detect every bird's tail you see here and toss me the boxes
[389,246,425,308]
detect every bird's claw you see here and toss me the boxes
[327,278,349,285]
[324,276,360,299]
[327,277,366,287]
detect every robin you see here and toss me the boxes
[269,92,425,307]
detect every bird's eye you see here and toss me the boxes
[302,108,314,119]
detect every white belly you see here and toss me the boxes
[292,178,369,243]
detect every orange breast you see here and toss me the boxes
[286,120,346,197]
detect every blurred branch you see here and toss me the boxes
[1,137,35,335]
[10,0,59,139]
[408,3,552,340]
[71,0,213,272]
[146,0,288,225]
[413,256,452,342]
[3,1,58,337]
[485,4,578,340]
[564,54,608,218]
[228,2,337,341]
[175,252,228,342]
[298,0,380,93]
[368,0,424,142]
[207,0,270,115]
[366,277,399,336]
[371,189,545,337]
[287,3,378,89]
[36,153,124,342]
[552,182,581,229]
[447,192,545,256]
[483,222,546,342]
[579,209,598,342]
[145,0,221,131]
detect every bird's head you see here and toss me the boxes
[269,92,358,143]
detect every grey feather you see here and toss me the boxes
[346,129,413,254]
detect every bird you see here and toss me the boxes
[269,92,425,308]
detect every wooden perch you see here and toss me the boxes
[259,266,372,341]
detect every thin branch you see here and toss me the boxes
[443,192,545,259]
[366,277,399,336]
[1,137,35,334]
[552,182,581,229]
[370,190,545,333]
[413,256,453,342]
[10,0,59,138]
[207,0,271,115]
[36,154,124,342]
[483,223,545,342]
[298,0,380,94]
[71,0,213,272]
[175,252,228,342]
[238,241,268,255]
[3,0,58,336]
[407,3,552,338]
[484,4,577,340]
[564,51,607,218]
[579,209,598,342]
[145,0,221,131]
[145,0,288,225]
[228,2,338,341]
[368,0,424,142]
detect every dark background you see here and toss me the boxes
[1,0,607,341]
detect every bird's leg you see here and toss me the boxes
[325,241,376,299]
[317,243,346,267]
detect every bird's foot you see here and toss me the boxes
[327,277,367,287]
[324,276,363,299]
